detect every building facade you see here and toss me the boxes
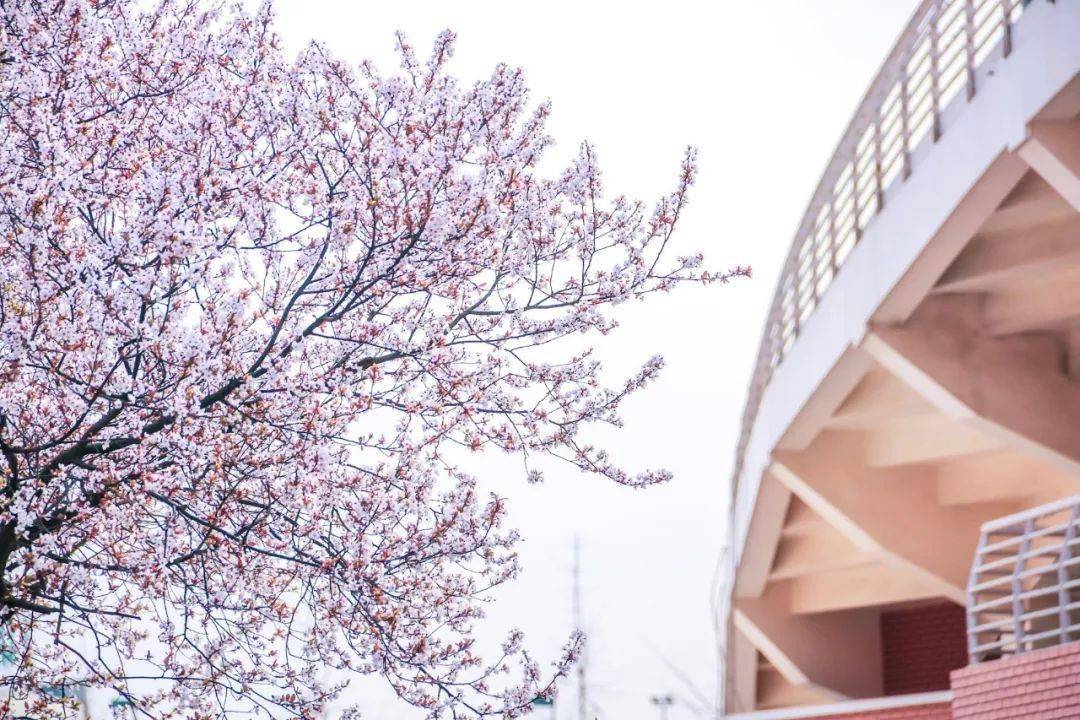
[724,1,1080,718]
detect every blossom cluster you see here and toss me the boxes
[0,1,745,717]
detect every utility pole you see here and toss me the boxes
[650,694,675,720]
[573,537,587,720]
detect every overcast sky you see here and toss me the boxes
[269,3,922,719]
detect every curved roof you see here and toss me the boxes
[732,0,1030,486]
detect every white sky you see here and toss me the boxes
[270,2,922,719]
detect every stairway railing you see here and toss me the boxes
[967,495,1080,663]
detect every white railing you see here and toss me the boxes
[732,0,1030,483]
[967,496,1080,663]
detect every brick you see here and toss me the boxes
[950,640,1080,720]
[880,602,968,696]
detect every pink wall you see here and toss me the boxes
[951,641,1080,720]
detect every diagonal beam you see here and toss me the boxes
[936,451,1076,506]
[768,524,877,582]
[735,584,883,700]
[768,456,880,557]
[733,608,811,689]
[864,295,1080,477]
[770,451,971,604]
[1018,120,1080,211]
[826,366,937,430]
[981,267,1080,335]
[935,218,1080,295]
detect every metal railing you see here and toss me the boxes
[732,0,1029,484]
[967,496,1080,663]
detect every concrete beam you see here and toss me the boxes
[757,670,840,711]
[735,470,791,599]
[776,347,874,451]
[771,435,997,604]
[935,217,1080,294]
[735,584,883,701]
[862,413,999,468]
[865,294,1080,477]
[936,451,1075,506]
[874,152,1029,324]
[1018,120,1080,211]
[768,523,877,582]
[826,367,937,430]
[729,622,759,714]
[786,564,942,615]
[983,268,1080,335]
[780,498,827,538]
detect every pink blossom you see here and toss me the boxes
[0,1,746,717]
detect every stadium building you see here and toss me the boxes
[724,1,1080,718]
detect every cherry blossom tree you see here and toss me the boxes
[0,1,746,717]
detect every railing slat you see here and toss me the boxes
[967,496,1080,663]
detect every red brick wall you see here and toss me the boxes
[880,602,968,695]
[797,703,952,720]
[951,641,1080,720]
